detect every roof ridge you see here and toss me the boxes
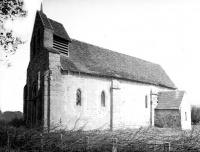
[48,18,64,28]
[47,18,53,29]
[37,11,53,30]
[37,11,45,27]
[48,18,57,23]
[71,38,160,66]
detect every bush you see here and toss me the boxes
[0,119,6,126]
[8,117,24,128]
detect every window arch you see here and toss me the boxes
[101,91,105,107]
[76,89,81,106]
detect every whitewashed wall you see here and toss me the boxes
[59,72,111,130]
[51,71,170,130]
[112,79,167,129]
[180,92,191,130]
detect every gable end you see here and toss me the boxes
[30,11,44,59]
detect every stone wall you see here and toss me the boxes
[48,52,63,128]
[26,48,49,125]
[154,109,181,128]
[25,11,53,125]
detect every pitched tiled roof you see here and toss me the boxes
[156,91,185,109]
[39,11,176,89]
[38,11,71,41]
[38,11,53,29]
[60,39,176,89]
[48,19,71,41]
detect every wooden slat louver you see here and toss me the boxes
[53,36,69,56]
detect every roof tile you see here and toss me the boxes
[38,11,71,41]
[60,39,176,89]
[40,11,176,89]
[48,19,71,41]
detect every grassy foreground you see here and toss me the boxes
[0,123,200,152]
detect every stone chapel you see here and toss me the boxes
[23,10,191,131]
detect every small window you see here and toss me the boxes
[145,95,148,108]
[185,112,187,121]
[76,89,81,106]
[101,91,105,107]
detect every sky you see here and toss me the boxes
[1,0,200,112]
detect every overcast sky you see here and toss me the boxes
[1,0,200,112]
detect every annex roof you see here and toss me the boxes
[156,91,185,110]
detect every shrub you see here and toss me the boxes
[8,117,24,128]
[1,123,200,151]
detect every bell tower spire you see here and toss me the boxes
[40,2,43,13]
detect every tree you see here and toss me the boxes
[0,0,27,65]
[191,106,200,125]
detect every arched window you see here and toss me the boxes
[76,89,81,106]
[101,91,105,107]
[145,95,148,108]
[185,112,187,121]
